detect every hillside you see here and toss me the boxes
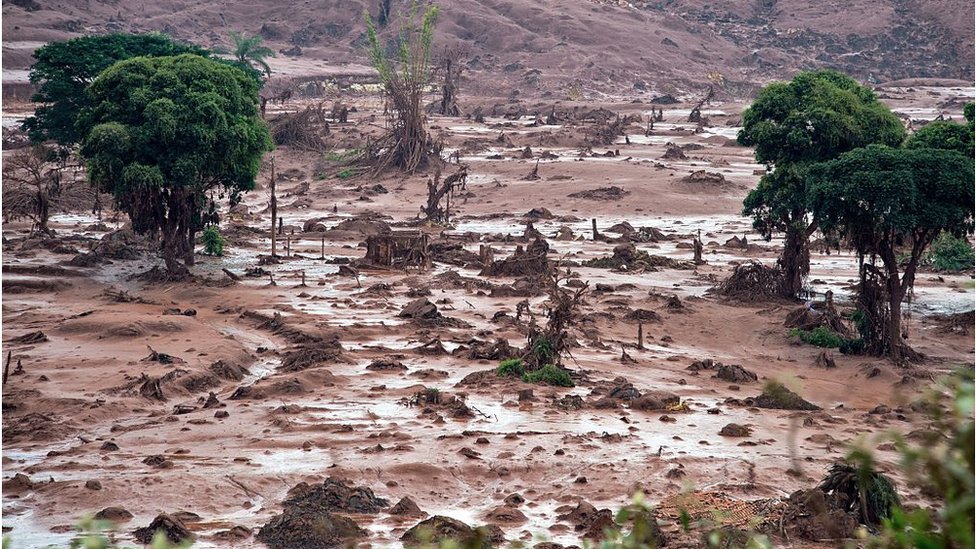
[2,0,974,97]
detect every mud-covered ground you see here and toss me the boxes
[2,85,974,548]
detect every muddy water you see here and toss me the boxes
[3,86,973,549]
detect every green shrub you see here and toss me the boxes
[925,232,974,272]
[202,225,226,256]
[522,364,574,387]
[325,148,361,162]
[336,168,355,179]
[496,358,524,378]
[788,326,846,348]
[531,336,555,365]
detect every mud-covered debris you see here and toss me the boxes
[284,477,389,514]
[780,488,858,541]
[754,382,820,411]
[719,423,752,437]
[280,341,343,372]
[557,501,614,539]
[213,525,252,540]
[257,508,364,549]
[631,391,680,411]
[716,364,758,383]
[2,473,34,493]
[568,186,630,201]
[7,331,48,344]
[399,298,441,320]
[366,360,408,371]
[133,514,194,545]
[402,515,499,547]
[209,360,250,381]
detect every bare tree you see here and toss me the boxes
[431,46,465,116]
[2,145,93,235]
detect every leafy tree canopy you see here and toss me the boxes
[738,69,906,166]
[79,54,272,273]
[906,120,974,158]
[23,33,206,145]
[808,145,974,257]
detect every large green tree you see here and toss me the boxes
[808,145,974,361]
[738,70,906,298]
[78,54,272,276]
[23,33,207,146]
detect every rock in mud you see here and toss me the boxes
[390,496,426,517]
[402,515,499,547]
[284,477,389,514]
[133,514,194,545]
[95,506,133,522]
[631,391,680,411]
[754,382,820,411]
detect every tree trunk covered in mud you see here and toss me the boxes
[777,224,810,299]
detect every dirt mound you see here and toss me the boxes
[70,228,151,265]
[568,186,630,201]
[133,514,194,545]
[754,382,820,411]
[284,477,390,514]
[390,496,426,517]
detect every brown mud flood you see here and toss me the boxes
[2,85,974,548]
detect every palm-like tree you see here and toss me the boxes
[228,31,275,77]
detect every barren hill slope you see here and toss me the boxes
[2,0,973,97]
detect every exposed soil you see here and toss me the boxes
[2,76,974,549]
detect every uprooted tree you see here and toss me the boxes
[78,54,272,277]
[808,145,974,362]
[738,70,906,299]
[363,3,439,173]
